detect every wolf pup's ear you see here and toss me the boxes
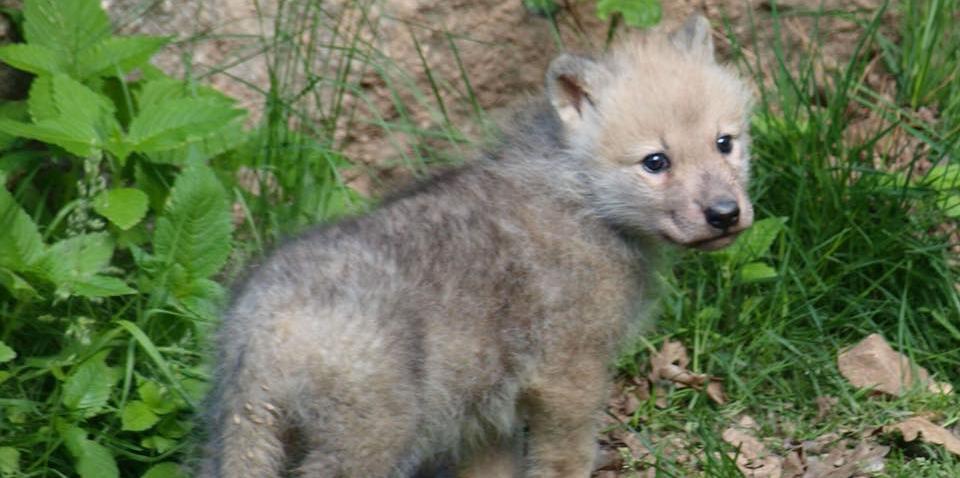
[670,14,715,61]
[546,54,607,132]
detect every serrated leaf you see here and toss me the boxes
[136,79,187,112]
[153,165,232,278]
[49,74,117,138]
[93,188,149,230]
[0,447,19,475]
[0,43,64,75]
[0,117,98,156]
[0,75,118,156]
[0,187,44,271]
[71,275,136,298]
[721,216,788,263]
[597,0,662,28]
[37,231,134,298]
[0,267,39,301]
[75,439,118,478]
[142,462,187,478]
[128,97,245,154]
[27,75,57,122]
[121,400,160,431]
[77,36,170,79]
[62,352,115,412]
[176,277,225,320]
[0,340,15,363]
[23,0,112,66]
[139,381,177,415]
[738,261,778,283]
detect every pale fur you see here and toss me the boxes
[199,14,753,478]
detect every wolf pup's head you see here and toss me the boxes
[547,15,753,250]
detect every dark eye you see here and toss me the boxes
[641,153,670,173]
[716,135,734,154]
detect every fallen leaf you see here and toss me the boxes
[782,450,804,478]
[837,333,953,396]
[722,419,783,478]
[707,379,727,405]
[802,439,889,478]
[648,339,726,404]
[884,416,960,456]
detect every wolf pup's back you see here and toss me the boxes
[200,14,753,478]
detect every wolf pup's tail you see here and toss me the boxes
[198,357,287,477]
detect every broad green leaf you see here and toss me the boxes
[597,0,662,28]
[62,352,115,412]
[93,188,149,230]
[40,232,112,281]
[139,381,177,415]
[49,74,117,139]
[176,277,225,320]
[0,447,19,475]
[128,97,245,154]
[142,462,187,478]
[74,440,118,478]
[59,425,119,478]
[927,164,960,192]
[0,117,98,156]
[738,261,779,283]
[156,417,190,439]
[0,187,44,271]
[70,275,136,298]
[146,125,248,165]
[136,78,187,112]
[720,216,788,263]
[23,0,112,64]
[121,400,160,431]
[153,165,233,278]
[940,193,960,218]
[27,75,57,122]
[76,36,170,79]
[38,233,135,298]
[0,267,39,301]
[0,43,63,75]
[0,340,15,363]
[1,74,120,155]
[140,435,176,453]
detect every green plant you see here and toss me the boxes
[0,1,265,476]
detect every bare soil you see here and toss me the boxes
[102,0,892,193]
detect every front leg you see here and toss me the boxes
[523,358,608,478]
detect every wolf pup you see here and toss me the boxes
[200,14,753,478]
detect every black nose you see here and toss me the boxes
[705,200,740,230]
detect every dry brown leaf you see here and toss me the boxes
[884,416,960,456]
[802,439,889,478]
[837,333,953,396]
[648,339,727,405]
[707,379,727,405]
[722,420,783,478]
[782,450,804,478]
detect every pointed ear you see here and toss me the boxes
[670,14,715,60]
[546,54,606,130]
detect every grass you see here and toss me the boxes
[0,0,958,476]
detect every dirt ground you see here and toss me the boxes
[101,0,890,193]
